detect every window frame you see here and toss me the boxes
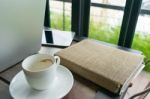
[45,0,144,48]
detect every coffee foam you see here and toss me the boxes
[28,59,53,72]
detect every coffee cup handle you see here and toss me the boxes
[54,56,60,65]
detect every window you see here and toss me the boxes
[89,0,125,44]
[132,14,150,72]
[50,0,72,31]
[92,0,126,6]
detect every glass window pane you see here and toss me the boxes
[91,0,126,6]
[64,1,72,31]
[132,14,150,72]
[141,0,150,10]
[50,0,71,31]
[89,6,124,44]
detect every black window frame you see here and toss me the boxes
[45,0,144,48]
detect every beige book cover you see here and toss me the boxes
[55,39,144,94]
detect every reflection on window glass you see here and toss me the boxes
[89,7,124,44]
[141,0,150,10]
[50,0,71,31]
[91,0,126,6]
[92,0,150,10]
[132,15,150,72]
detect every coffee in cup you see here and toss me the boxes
[28,59,53,72]
[22,54,60,90]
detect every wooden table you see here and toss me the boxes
[0,46,149,99]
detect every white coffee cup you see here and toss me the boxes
[22,54,60,90]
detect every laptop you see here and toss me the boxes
[0,0,46,72]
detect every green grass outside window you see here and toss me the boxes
[50,13,150,72]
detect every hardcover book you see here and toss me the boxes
[55,39,144,94]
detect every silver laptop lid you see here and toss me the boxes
[0,0,46,71]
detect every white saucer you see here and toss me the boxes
[9,65,74,99]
